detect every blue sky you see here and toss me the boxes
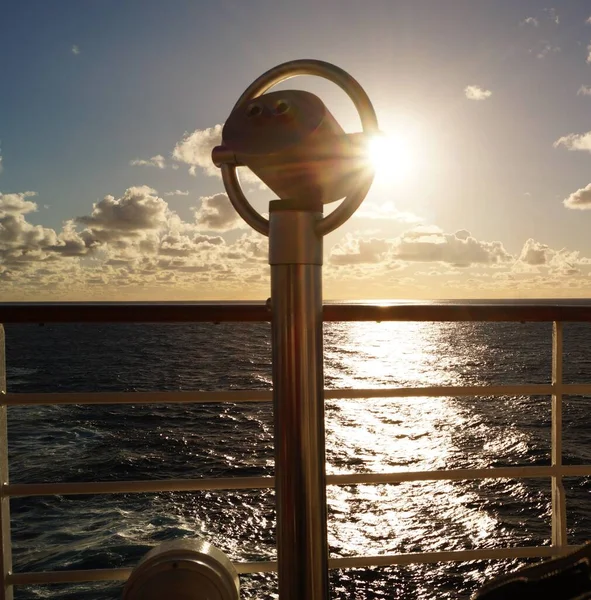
[2,1,591,300]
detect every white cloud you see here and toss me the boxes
[77,186,169,234]
[0,186,275,299]
[517,238,585,276]
[464,85,492,101]
[554,131,591,152]
[0,191,38,215]
[578,85,591,96]
[172,125,263,187]
[563,183,591,210]
[172,125,222,177]
[587,16,591,25]
[129,155,166,169]
[587,43,591,64]
[536,42,560,59]
[49,220,91,257]
[329,227,512,269]
[392,227,512,266]
[519,239,549,265]
[544,8,559,25]
[0,154,3,175]
[330,234,391,265]
[522,17,539,27]
[0,192,93,263]
[1,191,62,265]
[224,231,267,261]
[71,45,80,55]
[164,190,190,197]
[192,193,245,231]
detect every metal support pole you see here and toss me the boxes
[551,320,567,550]
[269,201,328,600]
[212,58,377,600]
[0,325,13,600]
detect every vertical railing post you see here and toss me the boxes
[270,200,328,600]
[551,321,567,550]
[0,325,13,600]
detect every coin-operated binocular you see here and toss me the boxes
[212,59,379,235]
[213,59,379,600]
[213,88,369,207]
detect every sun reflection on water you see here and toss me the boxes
[322,321,549,567]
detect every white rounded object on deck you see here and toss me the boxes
[122,539,240,600]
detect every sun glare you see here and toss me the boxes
[368,132,418,186]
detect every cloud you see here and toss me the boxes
[554,131,591,152]
[578,85,591,96]
[544,8,559,25]
[355,201,422,224]
[192,193,245,231]
[0,186,275,299]
[0,191,62,266]
[330,234,391,265]
[392,227,512,266]
[536,42,560,59]
[521,10,558,28]
[71,45,80,55]
[158,232,222,257]
[129,155,166,169]
[48,220,91,257]
[587,16,591,25]
[563,183,591,210]
[223,231,267,261]
[587,43,591,64]
[0,192,92,263]
[464,85,492,101]
[329,227,512,269]
[172,125,222,177]
[517,238,585,276]
[0,154,3,174]
[0,191,38,215]
[164,190,190,197]
[519,238,549,265]
[77,186,169,234]
[172,124,263,187]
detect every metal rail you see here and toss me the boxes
[5,384,591,406]
[5,465,591,499]
[1,303,590,597]
[4,545,576,587]
[1,301,591,323]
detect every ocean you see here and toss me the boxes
[4,318,591,599]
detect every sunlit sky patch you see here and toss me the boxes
[2,0,591,300]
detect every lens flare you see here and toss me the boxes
[367,132,418,186]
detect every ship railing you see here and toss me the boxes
[1,301,590,598]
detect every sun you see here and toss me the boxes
[367,132,418,186]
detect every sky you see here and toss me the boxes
[2,0,591,301]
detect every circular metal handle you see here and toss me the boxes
[219,59,379,237]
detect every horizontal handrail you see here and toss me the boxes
[1,301,591,323]
[3,384,591,406]
[6,545,575,586]
[6,465,591,498]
